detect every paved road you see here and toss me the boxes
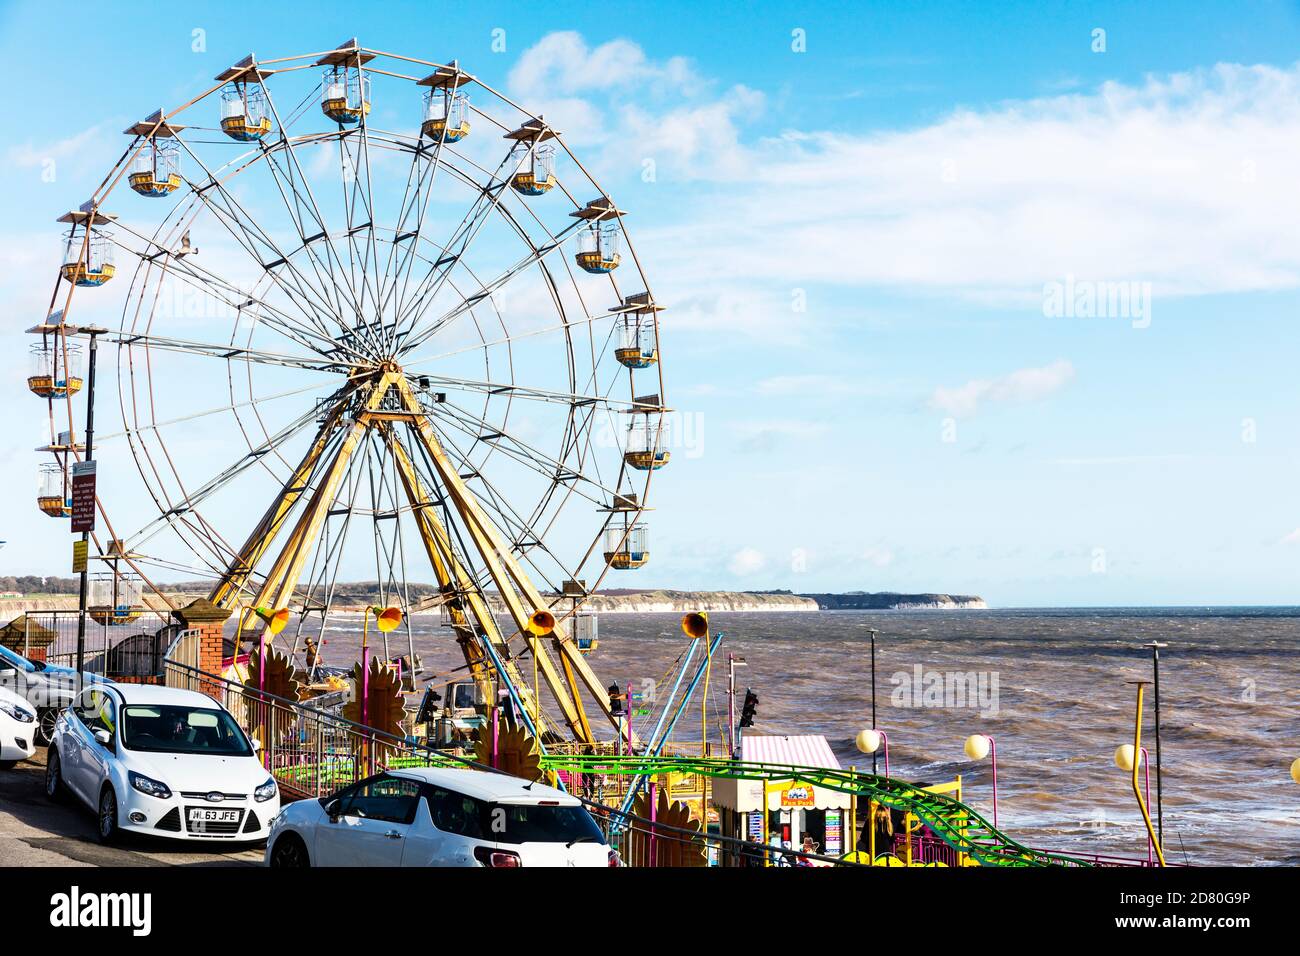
[0,749,262,867]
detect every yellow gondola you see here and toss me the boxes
[576,224,621,274]
[570,198,625,274]
[36,462,70,518]
[511,145,556,196]
[215,57,275,141]
[317,41,373,126]
[603,523,649,569]
[125,114,184,197]
[58,207,116,287]
[613,294,664,368]
[88,571,145,625]
[28,343,82,398]
[420,65,472,143]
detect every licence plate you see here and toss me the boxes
[188,808,240,823]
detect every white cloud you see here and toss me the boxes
[930,359,1075,418]
[646,61,1300,302]
[1281,528,1300,545]
[728,547,766,576]
[506,31,760,180]
[508,32,697,97]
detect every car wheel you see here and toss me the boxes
[97,786,119,844]
[36,709,58,746]
[44,748,66,801]
[269,833,310,868]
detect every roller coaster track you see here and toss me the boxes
[539,753,1094,867]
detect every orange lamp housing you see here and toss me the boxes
[681,612,709,639]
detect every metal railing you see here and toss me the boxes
[2,608,175,678]
[164,657,461,797]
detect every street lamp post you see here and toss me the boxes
[866,628,879,775]
[728,654,747,757]
[1144,641,1167,847]
[963,733,998,829]
[856,728,889,778]
[1115,744,1153,866]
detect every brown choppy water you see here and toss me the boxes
[302,607,1300,866]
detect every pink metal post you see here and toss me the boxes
[361,646,370,727]
[727,653,735,757]
[648,781,657,867]
[626,682,634,755]
[1140,746,1152,866]
[988,735,998,829]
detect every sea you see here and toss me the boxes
[303,606,1300,866]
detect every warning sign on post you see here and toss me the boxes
[72,540,88,573]
[70,461,96,533]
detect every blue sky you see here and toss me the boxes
[5,0,1300,606]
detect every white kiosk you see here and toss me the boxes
[712,734,853,864]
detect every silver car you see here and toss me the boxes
[0,644,95,745]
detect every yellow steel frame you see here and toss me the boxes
[204,367,635,746]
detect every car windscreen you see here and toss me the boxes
[425,786,604,845]
[0,645,35,673]
[120,704,253,756]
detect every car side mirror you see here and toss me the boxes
[92,728,112,747]
[324,799,341,822]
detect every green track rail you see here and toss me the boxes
[540,753,1093,868]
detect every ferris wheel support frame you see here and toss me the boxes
[203,366,636,745]
[385,430,556,736]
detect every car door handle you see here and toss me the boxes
[384,830,403,840]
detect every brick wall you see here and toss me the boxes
[173,599,232,702]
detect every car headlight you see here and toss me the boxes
[128,771,173,800]
[254,778,278,803]
[0,700,35,723]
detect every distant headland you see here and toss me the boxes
[0,577,986,616]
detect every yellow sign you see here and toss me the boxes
[778,783,816,807]
[72,540,88,573]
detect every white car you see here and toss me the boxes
[0,685,38,768]
[45,683,280,844]
[266,766,618,867]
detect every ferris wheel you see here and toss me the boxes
[31,39,671,743]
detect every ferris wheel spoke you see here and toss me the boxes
[417,372,642,411]
[172,136,354,341]
[99,376,340,444]
[121,397,340,552]
[114,331,348,372]
[350,115,389,353]
[429,399,618,506]
[254,143,365,338]
[377,136,453,356]
[397,218,585,357]
[399,305,622,370]
[259,85,375,343]
[110,214,358,361]
[390,145,526,340]
[418,419,581,591]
